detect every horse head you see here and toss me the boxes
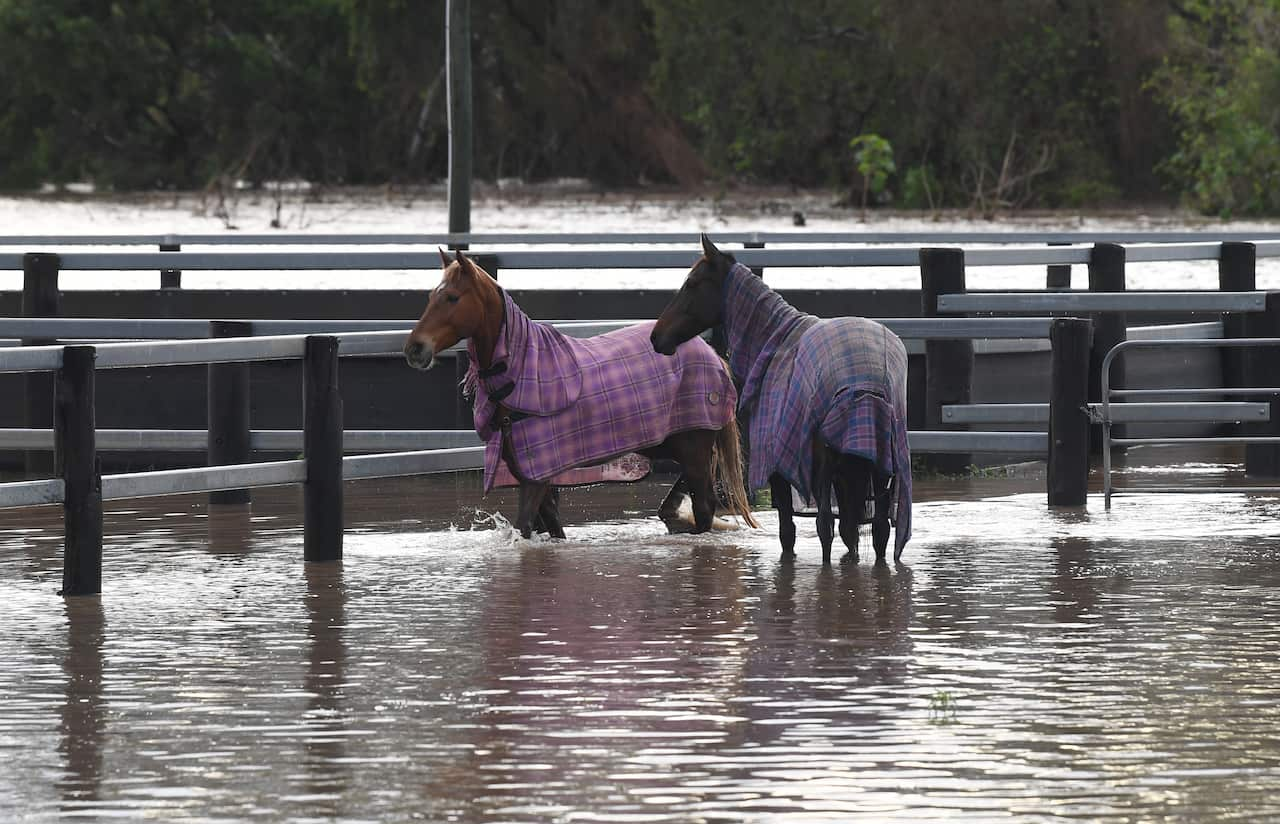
[403,249,502,370]
[651,234,735,356]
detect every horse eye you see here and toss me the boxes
[445,294,460,304]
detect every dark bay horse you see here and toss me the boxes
[651,235,912,564]
[404,250,759,539]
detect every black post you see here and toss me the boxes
[920,248,973,474]
[208,321,252,504]
[1048,318,1092,507]
[745,240,765,279]
[23,252,61,476]
[1047,241,1071,289]
[56,346,102,597]
[1218,241,1255,409]
[1087,243,1126,451]
[454,351,474,430]
[160,239,182,289]
[1243,292,1280,476]
[304,336,343,562]
[474,253,499,280]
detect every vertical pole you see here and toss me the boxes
[23,252,61,476]
[1047,241,1071,289]
[1218,242,1255,439]
[745,240,765,279]
[304,336,343,562]
[208,321,252,504]
[57,346,102,597]
[1087,243,1126,451]
[160,237,182,289]
[920,248,973,474]
[446,0,472,236]
[1243,292,1280,476]
[454,351,473,430]
[1048,318,1091,507]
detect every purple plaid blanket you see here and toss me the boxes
[723,262,913,553]
[468,290,737,491]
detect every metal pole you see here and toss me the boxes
[920,248,973,474]
[1243,292,1280,476]
[446,0,472,236]
[304,336,343,562]
[1047,241,1071,289]
[56,346,102,596]
[208,321,252,504]
[1048,318,1091,506]
[1219,241,1255,452]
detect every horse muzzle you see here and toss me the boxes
[650,325,679,356]
[403,339,438,371]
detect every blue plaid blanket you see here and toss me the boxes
[723,262,912,553]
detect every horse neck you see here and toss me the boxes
[467,281,507,370]
[722,263,810,383]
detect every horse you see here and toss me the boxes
[650,235,912,564]
[403,250,759,539]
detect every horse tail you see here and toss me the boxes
[715,414,760,529]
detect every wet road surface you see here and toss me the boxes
[3,457,1280,822]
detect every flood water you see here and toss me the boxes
[4,453,1280,822]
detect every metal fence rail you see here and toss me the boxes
[1101,337,1280,507]
[938,291,1268,314]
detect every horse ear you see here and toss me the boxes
[701,233,722,260]
[438,247,452,269]
[454,250,475,276]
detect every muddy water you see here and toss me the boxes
[4,467,1280,822]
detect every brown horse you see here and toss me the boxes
[404,250,758,539]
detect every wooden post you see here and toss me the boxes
[208,321,252,504]
[1048,318,1091,507]
[1218,241,1255,416]
[160,238,181,289]
[1243,291,1280,476]
[920,248,973,474]
[1087,243,1126,451]
[446,0,472,236]
[1047,241,1071,289]
[304,336,343,562]
[56,346,102,596]
[23,252,61,476]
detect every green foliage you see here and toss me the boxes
[849,133,894,209]
[900,165,941,211]
[1148,0,1280,216]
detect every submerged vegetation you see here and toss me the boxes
[0,0,1276,214]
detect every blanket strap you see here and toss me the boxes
[477,360,507,378]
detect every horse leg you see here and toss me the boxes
[516,480,550,539]
[537,486,566,539]
[770,474,796,559]
[681,431,718,533]
[833,459,866,564]
[872,472,893,564]
[813,442,836,565]
[658,475,693,534]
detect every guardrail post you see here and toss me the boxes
[920,247,972,473]
[1243,291,1280,476]
[1219,241,1255,445]
[160,237,182,289]
[1087,243,1126,451]
[304,336,343,561]
[745,240,765,279]
[208,321,252,504]
[56,345,102,596]
[1048,318,1091,506]
[23,252,61,476]
[454,352,473,429]
[1047,241,1071,289]
[474,253,499,280]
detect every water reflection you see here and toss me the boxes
[57,596,105,814]
[302,562,348,810]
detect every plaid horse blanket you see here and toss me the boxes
[723,262,913,554]
[468,289,737,491]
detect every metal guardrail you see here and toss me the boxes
[938,291,1269,314]
[943,402,1271,425]
[0,315,1064,346]
[5,230,1280,246]
[1101,337,1280,507]
[0,428,482,451]
[1,241,1278,274]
